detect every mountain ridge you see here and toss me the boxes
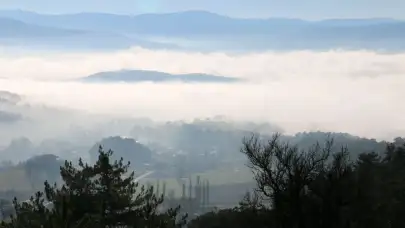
[0,9,402,22]
[81,69,240,83]
[1,9,403,36]
[0,10,404,51]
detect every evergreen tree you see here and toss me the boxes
[1,147,186,228]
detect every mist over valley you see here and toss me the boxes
[0,6,404,225]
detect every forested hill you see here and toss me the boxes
[81,70,240,83]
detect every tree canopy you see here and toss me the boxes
[1,147,186,228]
[3,133,405,228]
[188,134,405,228]
[89,136,153,167]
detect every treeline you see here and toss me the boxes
[1,133,405,227]
[130,119,389,161]
[188,134,405,228]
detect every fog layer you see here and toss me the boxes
[1,47,404,140]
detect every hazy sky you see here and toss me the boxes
[0,0,404,19]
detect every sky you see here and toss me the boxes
[0,0,404,19]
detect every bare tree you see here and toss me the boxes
[241,133,331,228]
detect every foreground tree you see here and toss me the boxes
[1,147,186,228]
[189,134,405,228]
[242,134,337,228]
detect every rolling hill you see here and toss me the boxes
[81,70,240,83]
[0,17,82,38]
[0,16,177,50]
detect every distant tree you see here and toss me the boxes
[89,136,153,168]
[23,154,62,189]
[291,131,386,159]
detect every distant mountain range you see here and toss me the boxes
[0,17,83,37]
[0,10,404,51]
[1,10,403,35]
[0,16,179,50]
[81,70,239,83]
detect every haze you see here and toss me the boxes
[0,3,405,223]
[1,0,404,19]
[0,47,404,140]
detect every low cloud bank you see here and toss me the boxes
[0,47,404,140]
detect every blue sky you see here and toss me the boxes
[0,0,404,19]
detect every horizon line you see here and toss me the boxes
[0,8,402,22]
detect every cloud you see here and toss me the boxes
[0,47,405,140]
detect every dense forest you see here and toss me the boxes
[0,133,405,227]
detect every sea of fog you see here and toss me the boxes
[0,46,405,140]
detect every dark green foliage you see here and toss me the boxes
[187,208,273,228]
[1,147,186,228]
[189,134,405,228]
[3,131,405,228]
[188,193,273,228]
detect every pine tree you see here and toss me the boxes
[1,147,186,228]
